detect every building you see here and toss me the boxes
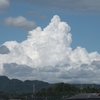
[64,93,100,100]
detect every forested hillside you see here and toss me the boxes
[0,76,52,93]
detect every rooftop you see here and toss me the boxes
[65,93,100,100]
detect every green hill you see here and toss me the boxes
[0,76,52,93]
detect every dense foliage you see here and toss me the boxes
[1,82,100,100]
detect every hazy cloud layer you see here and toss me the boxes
[0,0,9,13]
[12,0,100,13]
[3,63,34,80]
[0,15,100,83]
[4,16,36,30]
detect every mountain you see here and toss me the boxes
[0,76,52,94]
[0,76,100,94]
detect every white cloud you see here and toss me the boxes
[4,16,36,30]
[1,15,100,83]
[0,0,9,12]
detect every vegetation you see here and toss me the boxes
[0,82,100,100]
[1,76,100,99]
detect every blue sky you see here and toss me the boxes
[1,0,100,53]
[0,0,100,83]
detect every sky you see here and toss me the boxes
[0,0,100,84]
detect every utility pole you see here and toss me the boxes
[92,83,94,88]
[45,97,47,100]
[80,84,83,94]
[33,83,36,100]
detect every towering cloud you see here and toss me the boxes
[1,15,100,83]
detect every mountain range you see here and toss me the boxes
[0,76,52,94]
[0,76,100,94]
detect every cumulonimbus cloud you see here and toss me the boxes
[1,15,100,83]
[4,16,36,30]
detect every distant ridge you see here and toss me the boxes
[0,76,100,94]
[0,76,52,93]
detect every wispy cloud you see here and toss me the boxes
[0,0,10,13]
[12,0,100,13]
[4,16,36,30]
